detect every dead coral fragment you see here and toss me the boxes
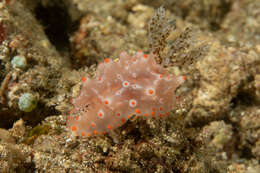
[67,51,185,137]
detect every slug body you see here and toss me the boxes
[67,51,185,137]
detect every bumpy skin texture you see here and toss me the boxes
[67,51,185,137]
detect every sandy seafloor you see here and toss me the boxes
[0,0,260,172]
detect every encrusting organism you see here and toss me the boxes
[11,55,27,69]
[18,93,38,112]
[67,51,185,137]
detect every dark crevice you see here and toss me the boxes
[0,103,61,129]
[239,145,255,159]
[34,3,74,52]
[228,86,258,160]
[0,109,20,129]
[22,103,61,127]
[230,91,256,108]
[0,60,6,82]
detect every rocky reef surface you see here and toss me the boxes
[0,0,259,172]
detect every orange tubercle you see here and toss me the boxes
[129,99,137,107]
[91,122,95,128]
[121,118,126,123]
[81,76,86,82]
[71,126,77,131]
[98,110,104,118]
[123,81,129,87]
[104,58,110,63]
[148,89,154,95]
[81,132,85,136]
[135,108,141,114]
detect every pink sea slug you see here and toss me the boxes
[67,51,185,137]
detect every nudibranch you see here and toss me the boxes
[67,51,185,137]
